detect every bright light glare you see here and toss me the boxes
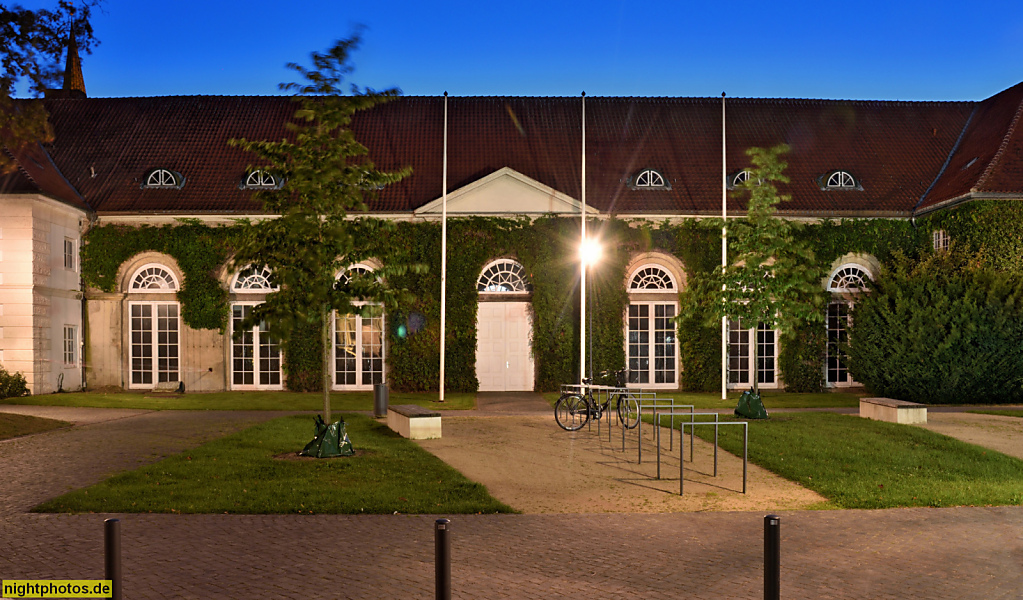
[580,238,602,266]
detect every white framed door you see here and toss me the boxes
[476,302,534,391]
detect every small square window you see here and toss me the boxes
[933,229,950,251]
[63,325,77,366]
[64,238,76,271]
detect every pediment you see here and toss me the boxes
[415,167,598,216]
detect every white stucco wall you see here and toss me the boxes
[0,195,86,395]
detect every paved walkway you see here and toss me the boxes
[0,403,1021,599]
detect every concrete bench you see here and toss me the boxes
[859,397,927,424]
[387,404,442,440]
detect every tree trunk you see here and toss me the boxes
[321,304,331,423]
[752,323,759,396]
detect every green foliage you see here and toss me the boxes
[0,365,28,398]
[923,201,1023,273]
[680,145,826,392]
[848,251,1023,403]
[777,319,827,393]
[81,222,232,331]
[1,1,101,173]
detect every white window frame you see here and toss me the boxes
[231,265,276,292]
[825,300,855,387]
[243,170,279,190]
[628,264,677,293]
[229,302,283,390]
[331,304,385,391]
[824,262,870,387]
[933,229,950,251]
[477,259,531,295]
[827,264,872,293]
[63,237,76,271]
[127,301,180,389]
[144,169,182,189]
[129,264,179,293]
[625,301,679,389]
[825,171,857,189]
[726,319,780,390]
[634,169,668,189]
[63,325,77,367]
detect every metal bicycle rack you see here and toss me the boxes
[652,410,748,496]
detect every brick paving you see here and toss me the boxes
[1,404,1022,599]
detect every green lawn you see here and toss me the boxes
[3,390,476,411]
[34,414,513,515]
[543,390,862,410]
[686,412,1023,509]
[967,409,1023,418]
[0,413,70,441]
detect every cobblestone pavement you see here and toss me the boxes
[2,405,1022,599]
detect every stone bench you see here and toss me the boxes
[859,397,927,424]
[387,404,442,440]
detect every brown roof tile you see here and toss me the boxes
[33,93,1006,217]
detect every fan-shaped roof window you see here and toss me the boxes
[232,265,275,291]
[828,265,871,292]
[732,170,753,187]
[630,169,671,190]
[822,170,859,190]
[478,259,531,293]
[337,264,374,286]
[143,169,184,189]
[629,265,676,291]
[129,265,178,292]
[242,170,281,190]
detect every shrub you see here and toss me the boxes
[848,252,1023,404]
[778,321,826,393]
[0,366,29,399]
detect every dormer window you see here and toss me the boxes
[821,170,860,190]
[242,170,281,190]
[630,169,671,190]
[727,169,759,189]
[143,169,184,189]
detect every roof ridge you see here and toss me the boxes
[974,89,1023,191]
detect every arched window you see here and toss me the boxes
[338,264,375,286]
[626,262,678,387]
[129,265,178,292]
[477,259,531,294]
[333,264,384,390]
[827,265,871,292]
[143,169,184,189]
[629,265,676,292]
[823,171,858,190]
[127,263,179,389]
[631,169,670,189]
[732,170,753,187]
[243,170,280,190]
[232,265,275,291]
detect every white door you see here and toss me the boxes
[476,302,534,391]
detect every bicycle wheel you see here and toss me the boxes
[555,394,590,431]
[617,394,640,429]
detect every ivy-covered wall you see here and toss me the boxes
[80,202,1018,395]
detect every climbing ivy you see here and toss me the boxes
[79,202,1020,394]
[81,221,233,332]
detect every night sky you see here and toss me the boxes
[16,0,1023,101]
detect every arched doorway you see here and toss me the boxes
[475,259,534,391]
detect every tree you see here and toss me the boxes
[229,34,415,421]
[0,1,101,173]
[679,144,825,394]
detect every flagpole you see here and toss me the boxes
[580,91,587,386]
[440,92,448,402]
[721,92,728,401]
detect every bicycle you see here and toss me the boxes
[554,369,640,431]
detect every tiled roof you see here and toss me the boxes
[26,90,1023,217]
[3,142,89,210]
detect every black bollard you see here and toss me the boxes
[435,518,451,600]
[104,518,122,600]
[764,514,780,600]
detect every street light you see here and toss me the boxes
[580,236,602,384]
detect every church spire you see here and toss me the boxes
[62,25,86,98]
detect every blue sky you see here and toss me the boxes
[22,0,1023,100]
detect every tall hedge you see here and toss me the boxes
[847,251,1023,404]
